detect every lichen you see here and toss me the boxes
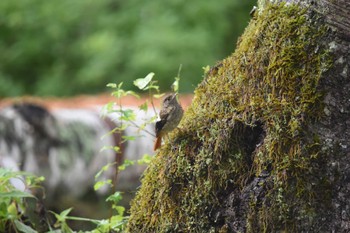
[126,2,331,232]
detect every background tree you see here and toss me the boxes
[126,0,350,232]
[0,0,255,96]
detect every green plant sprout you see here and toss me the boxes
[1,70,181,232]
[0,168,45,233]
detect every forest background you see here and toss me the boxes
[0,0,255,97]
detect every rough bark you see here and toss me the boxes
[127,0,350,232]
[271,0,350,40]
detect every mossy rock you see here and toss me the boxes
[126,2,331,232]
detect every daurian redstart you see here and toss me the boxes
[154,93,183,150]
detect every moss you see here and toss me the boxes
[127,2,331,232]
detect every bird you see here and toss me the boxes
[154,93,183,151]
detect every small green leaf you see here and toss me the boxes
[125,90,140,98]
[51,208,73,224]
[113,146,121,153]
[60,208,72,219]
[112,89,127,98]
[103,102,115,113]
[7,201,18,217]
[137,154,153,165]
[26,175,45,187]
[118,159,135,171]
[202,65,210,74]
[106,83,117,88]
[172,77,180,93]
[122,135,136,142]
[94,180,112,191]
[14,220,38,233]
[120,109,136,121]
[145,82,160,91]
[114,206,125,215]
[134,72,154,90]
[0,191,36,199]
[95,162,115,179]
[139,101,148,111]
[110,215,128,229]
[106,192,123,204]
[172,64,182,92]
[100,145,120,153]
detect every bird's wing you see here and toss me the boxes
[155,106,174,136]
[155,119,166,137]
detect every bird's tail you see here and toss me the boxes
[154,136,162,151]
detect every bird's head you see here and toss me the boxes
[162,93,178,107]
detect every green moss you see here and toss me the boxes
[127,2,331,232]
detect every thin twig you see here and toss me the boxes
[128,120,156,138]
[149,82,159,119]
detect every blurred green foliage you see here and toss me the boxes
[0,0,255,97]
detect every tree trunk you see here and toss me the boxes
[126,0,350,232]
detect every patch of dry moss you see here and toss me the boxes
[126,2,331,232]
